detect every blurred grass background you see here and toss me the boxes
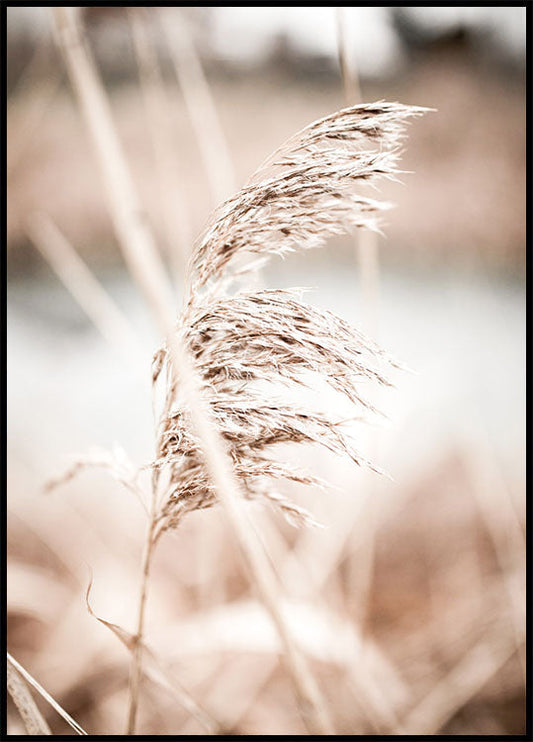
[6,7,526,735]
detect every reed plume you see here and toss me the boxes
[41,69,424,731]
[152,101,426,538]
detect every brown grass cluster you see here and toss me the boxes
[152,102,425,536]
[7,8,525,734]
[187,102,425,297]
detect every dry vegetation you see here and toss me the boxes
[6,7,525,737]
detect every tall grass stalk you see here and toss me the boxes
[25,211,140,359]
[6,36,61,179]
[7,653,87,735]
[336,6,380,338]
[159,8,236,207]
[7,656,51,736]
[398,630,523,735]
[84,578,222,734]
[462,429,526,679]
[336,8,362,108]
[51,7,333,735]
[336,7,385,631]
[128,7,193,274]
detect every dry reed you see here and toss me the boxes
[51,7,337,734]
[148,99,425,735]
[7,10,525,735]
[335,12,391,630]
[398,630,523,735]
[154,101,425,536]
[159,7,236,206]
[128,7,193,271]
[48,7,428,735]
[7,656,51,736]
[7,653,87,735]
[25,211,140,360]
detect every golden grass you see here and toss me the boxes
[6,7,525,737]
[7,653,86,735]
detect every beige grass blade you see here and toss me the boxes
[398,632,522,734]
[7,37,61,180]
[179,653,278,734]
[7,656,51,735]
[84,579,222,734]
[335,8,382,634]
[7,653,87,735]
[159,8,236,206]
[462,432,526,678]
[25,212,140,360]
[50,10,181,728]
[44,446,147,514]
[157,597,410,731]
[128,7,193,271]
[51,7,334,735]
[336,8,362,106]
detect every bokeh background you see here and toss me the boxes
[7,6,526,735]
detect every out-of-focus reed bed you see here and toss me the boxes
[6,7,525,736]
[7,441,526,734]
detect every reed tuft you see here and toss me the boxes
[152,101,425,537]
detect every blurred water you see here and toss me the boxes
[270,261,526,485]
[7,264,525,488]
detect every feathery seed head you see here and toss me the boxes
[152,101,426,535]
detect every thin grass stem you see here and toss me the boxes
[398,633,521,735]
[126,473,159,733]
[335,7,382,636]
[25,211,140,360]
[7,656,52,736]
[128,7,193,275]
[336,6,380,337]
[52,7,334,734]
[159,8,236,206]
[7,653,87,735]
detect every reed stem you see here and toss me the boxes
[126,481,158,733]
[52,7,333,734]
[7,657,51,736]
